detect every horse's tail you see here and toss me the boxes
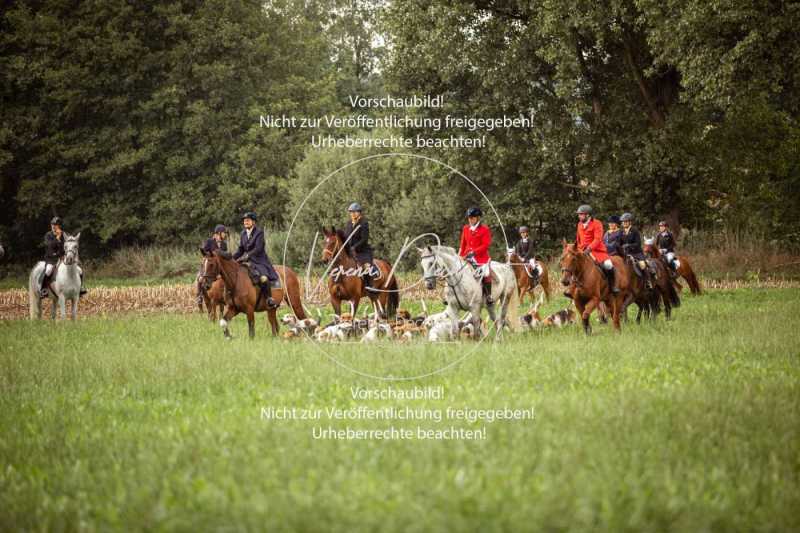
[667,279,681,308]
[386,275,399,319]
[279,266,307,319]
[541,267,552,302]
[505,275,520,332]
[28,266,40,320]
[681,260,702,295]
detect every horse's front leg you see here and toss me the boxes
[247,309,255,339]
[331,295,342,317]
[580,298,597,335]
[267,309,279,336]
[70,298,78,321]
[220,306,238,340]
[610,297,622,331]
[50,295,59,320]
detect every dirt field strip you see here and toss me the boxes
[1,277,797,321]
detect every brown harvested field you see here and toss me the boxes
[2,276,798,321]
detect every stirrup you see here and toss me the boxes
[266,297,279,309]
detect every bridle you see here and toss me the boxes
[199,257,220,290]
[422,250,472,309]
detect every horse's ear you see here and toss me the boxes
[561,238,567,248]
[74,232,80,240]
[330,225,336,233]
[426,245,432,253]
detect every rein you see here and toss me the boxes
[424,252,472,310]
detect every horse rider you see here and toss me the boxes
[575,204,618,293]
[514,225,542,284]
[196,224,229,304]
[459,206,494,304]
[620,212,653,289]
[343,202,377,291]
[656,220,681,277]
[604,215,623,257]
[36,216,87,298]
[233,212,279,308]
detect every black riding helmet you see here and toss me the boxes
[50,216,63,227]
[466,207,482,217]
[242,212,257,222]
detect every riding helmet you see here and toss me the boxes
[620,212,634,222]
[518,225,529,234]
[50,216,63,227]
[576,204,592,215]
[347,202,363,212]
[658,220,669,227]
[466,207,482,217]
[242,211,258,222]
[607,215,621,224]
[214,224,227,233]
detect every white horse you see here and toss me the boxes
[29,233,83,320]
[419,245,519,340]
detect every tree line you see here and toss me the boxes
[1,0,798,265]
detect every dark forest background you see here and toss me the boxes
[2,0,799,267]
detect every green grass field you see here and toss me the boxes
[1,288,799,531]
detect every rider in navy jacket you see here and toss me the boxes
[233,212,279,283]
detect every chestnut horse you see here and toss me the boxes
[203,250,306,339]
[506,251,552,303]
[321,227,399,318]
[197,255,225,321]
[643,242,702,295]
[559,241,629,334]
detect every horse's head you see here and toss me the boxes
[418,245,441,290]
[199,248,220,290]
[643,238,658,258]
[321,226,344,263]
[506,248,519,263]
[63,233,80,265]
[559,239,580,287]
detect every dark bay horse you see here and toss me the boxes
[506,251,552,304]
[559,241,629,334]
[321,227,399,318]
[204,250,306,339]
[643,242,702,295]
[619,255,682,323]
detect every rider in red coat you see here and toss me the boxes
[459,206,494,304]
[575,205,618,293]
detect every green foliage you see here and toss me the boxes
[0,0,342,255]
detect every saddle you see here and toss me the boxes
[468,260,492,281]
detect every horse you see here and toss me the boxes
[28,233,83,320]
[419,245,519,340]
[197,255,226,321]
[320,227,399,318]
[623,256,681,324]
[506,250,551,303]
[203,250,306,339]
[643,241,702,295]
[559,240,629,334]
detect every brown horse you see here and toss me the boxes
[621,255,681,322]
[506,251,552,303]
[197,255,226,321]
[203,250,306,339]
[321,227,399,318]
[559,240,629,334]
[643,242,702,295]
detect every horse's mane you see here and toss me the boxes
[334,229,352,258]
[430,245,458,257]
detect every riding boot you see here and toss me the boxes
[263,276,280,308]
[362,273,373,292]
[38,268,50,298]
[645,271,654,290]
[482,281,494,305]
[606,268,619,293]
[669,261,679,278]
[79,271,87,296]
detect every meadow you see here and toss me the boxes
[1,287,799,531]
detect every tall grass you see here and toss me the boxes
[0,288,798,530]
